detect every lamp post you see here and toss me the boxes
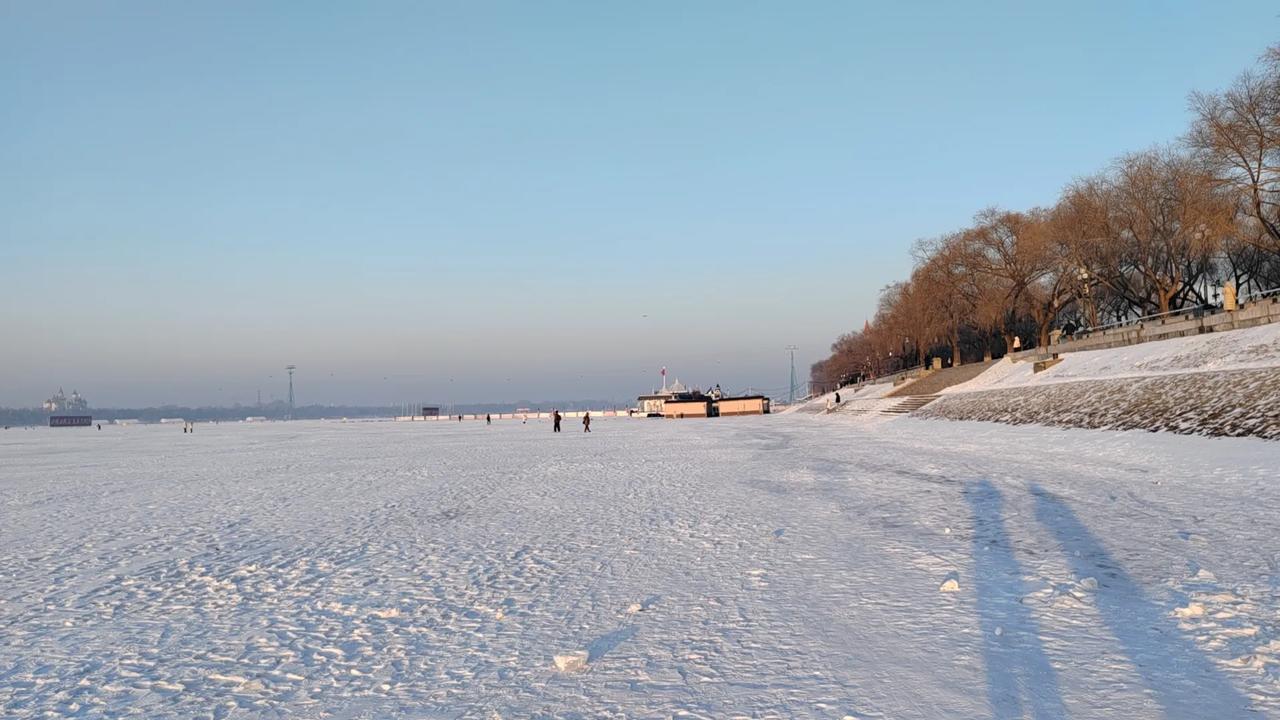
[785,345,798,404]
[1078,267,1097,329]
[285,365,296,420]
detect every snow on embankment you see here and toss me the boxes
[831,381,900,416]
[918,323,1280,439]
[918,368,1280,438]
[788,378,896,414]
[944,322,1280,394]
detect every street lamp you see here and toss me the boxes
[785,345,799,404]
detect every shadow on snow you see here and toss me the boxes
[966,479,1067,719]
[1030,483,1251,719]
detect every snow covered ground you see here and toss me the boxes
[789,380,898,415]
[944,321,1280,395]
[4,417,1280,718]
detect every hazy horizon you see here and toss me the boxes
[5,2,1277,407]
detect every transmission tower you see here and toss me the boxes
[285,365,296,419]
[785,345,798,404]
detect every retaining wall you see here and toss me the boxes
[916,367,1280,440]
[1009,296,1280,362]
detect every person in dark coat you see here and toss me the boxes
[552,410,561,433]
[486,413,491,425]
[582,412,591,433]
[834,392,841,404]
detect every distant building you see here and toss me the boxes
[43,388,88,414]
[637,394,666,415]
[637,378,769,419]
[638,380,705,416]
[44,388,92,427]
[716,395,770,416]
[663,397,713,418]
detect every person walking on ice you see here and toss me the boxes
[582,411,591,433]
[552,410,562,433]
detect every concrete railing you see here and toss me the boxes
[1007,295,1280,362]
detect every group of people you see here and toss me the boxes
[551,410,590,433]
[455,409,592,432]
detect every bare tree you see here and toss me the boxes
[1104,149,1230,314]
[1023,206,1083,347]
[960,208,1057,350]
[806,42,1280,383]
[1188,49,1280,257]
[872,281,929,369]
[913,233,977,364]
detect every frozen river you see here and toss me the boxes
[3,415,1279,718]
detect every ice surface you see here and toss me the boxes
[3,416,1280,717]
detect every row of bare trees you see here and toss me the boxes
[812,45,1280,390]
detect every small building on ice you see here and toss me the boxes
[637,380,705,416]
[638,379,771,419]
[716,395,770,416]
[663,397,714,418]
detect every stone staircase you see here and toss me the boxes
[885,361,994,398]
[833,400,887,416]
[880,394,941,415]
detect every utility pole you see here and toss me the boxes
[285,365,296,420]
[785,345,798,404]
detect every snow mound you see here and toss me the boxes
[553,651,588,672]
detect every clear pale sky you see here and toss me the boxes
[3,2,1276,407]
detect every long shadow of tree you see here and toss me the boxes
[1030,483,1251,718]
[966,479,1067,719]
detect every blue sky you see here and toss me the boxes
[3,1,1277,407]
